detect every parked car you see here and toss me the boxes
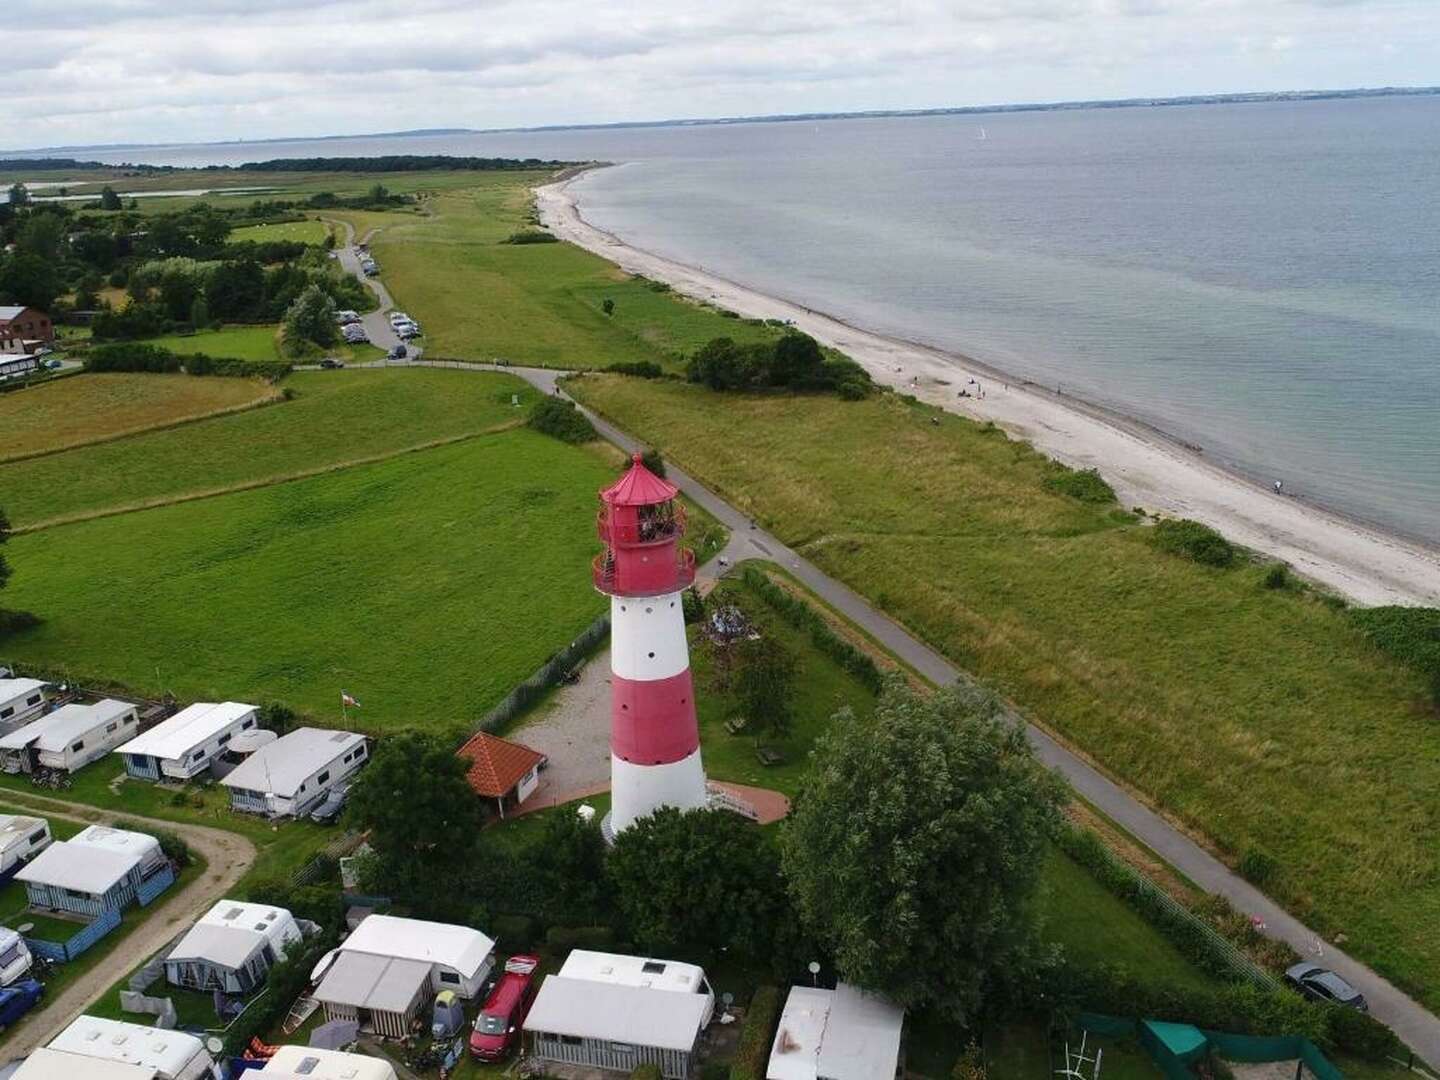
[309,783,350,824]
[0,929,33,986]
[1284,963,1367,1011]
[44,358,63,370]
[469,956,539,1061]
[342,326,368,344]
[388,345,407,360]
[0,979,42,1030]
[398,326,422,340]
[319,358,346,370]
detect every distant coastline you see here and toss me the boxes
[4,84,1436,159]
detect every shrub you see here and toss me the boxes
[87,342,181,373]
[1347,607,1440,676]
[545,925,617,953]
[634,447,666,478]
[602,298,615,316]
[1152,518,1237,568]
[1262,563,1292,590]
[1326,1002,1401,1060]
[1043,467,1116,504]
[504,229,559,244]
[492,913,538,951]
[632,1065,663,1080]
[731,986,782,1080]
[606,360,664,379]
[742,566,885,694]
[1237,847,1278,887]
[527,397,597,443]
[682,587,705,625]
[115,820,190,868]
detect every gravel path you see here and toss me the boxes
[0,793,257,1061]
[513,649,614,802]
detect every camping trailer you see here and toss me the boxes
[16,824,169,916]
[117,701,260,781]
[43,1015,219,1079]
[0,678,49,733]
[219,727,368,818]
[0,814,51,881]
[0,699,138,774]
[164,898,302,995]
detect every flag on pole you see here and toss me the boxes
[341,691,360,709]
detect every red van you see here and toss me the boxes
[469,955,540,1060]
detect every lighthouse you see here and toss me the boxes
[593,454,707,839]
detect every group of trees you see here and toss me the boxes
[687,331,873,399]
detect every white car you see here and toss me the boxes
[0,930,33,987]
[388,312,412,325]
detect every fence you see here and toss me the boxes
[136,863,176,906]
[25,906,121,963]
[472,614,611,735]
[290,831,366,887]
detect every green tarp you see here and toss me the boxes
[1075,1012,1344,1080]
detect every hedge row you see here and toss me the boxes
[730,985,783,1080]
[741,565,886,694]
[473,614,610,734]
[86,341,292,380]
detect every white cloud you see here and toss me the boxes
[1,0,1435,148]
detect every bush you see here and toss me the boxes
[545,925,616,953]
[1326,1002,1401,1060]
[504,230,559,244]
[731,986,782,1080]
[86,341,290,380]
[114,820,190,868]
[606,360,664,379]
[1237,847,1279,887]
[527,397,597,443]
[492,913,538,951]
[682,587,705,625]
[1348,607,1440,687]
[1043,467,1116,504]
[1152,518,1237,568]
[631,1065,662,1080]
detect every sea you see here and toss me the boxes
[17,96,1440,542]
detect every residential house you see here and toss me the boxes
[260,1045,397,1080]
[525,950,716,1080]
[0,813,51,881]
[40,1015,218,1079]
[164,898,302,995]
[218,727,367,817]
[0,306,54,353]
[766,983,905,1080]
[0,678,49,732]
[0,698,138,774]
[116,701,260,781]
[457,731,545,817]
[16,824,171,916]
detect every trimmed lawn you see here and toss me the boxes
[144,324,286,363]
[1,367,540,528]
[2,428,615,731]
[230,219,331,245]
[565,373,1440,1008]
[0,372,277,462]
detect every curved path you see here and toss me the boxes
[387,358,1439,1065]
[325,218,422,361]
[0,794,257,1061]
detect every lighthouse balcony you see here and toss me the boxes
[593,547,696,596]
[596,503,687,547]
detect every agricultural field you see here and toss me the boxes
[333,177,783,369]
[229,219,332,245]
[0,372,278,462]
[1,367,539,528]
[2,426,615,730]
[566,372,1440,1009]
[142,323,285,362]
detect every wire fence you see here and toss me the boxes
[471,614,611,737]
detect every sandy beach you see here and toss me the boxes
[537,173,1440,608]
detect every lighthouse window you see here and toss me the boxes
[647,652,655,659]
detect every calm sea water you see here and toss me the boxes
[34,98,1440,540]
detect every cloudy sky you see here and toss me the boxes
[5,0,1437,149]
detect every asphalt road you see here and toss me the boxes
[327,219,421,361]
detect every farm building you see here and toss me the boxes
[116,701,260,781]
[766,983,905,1080]
[0,678,49,732]
[313,914,496,1037]
[41,1015,217,1079]
[0,698,138,774]
[0,306,54,352]
[525,950,716,1080]
[164,898,303,995]
[219,726,367,817]
[260,1045,397,1080]
[457,731,545,817]
[16,824,171,916]
[0,813,51,881]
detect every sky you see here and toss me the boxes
[4,0,1438,150]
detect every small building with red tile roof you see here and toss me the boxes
[457,731,546,818]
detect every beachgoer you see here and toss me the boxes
[1274,480,1284,494]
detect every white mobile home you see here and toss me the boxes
[525,950,716,1080]
[766,983,905,1080]
[260,1045,397,1080]
[165,898,302,995]
[0,699,137,774]
[0,678,49,732]
[9,1047,157,1080]
[219,727,367,817]
[44,1015,219,1079]
[0,813,51,881]
[17,825,169,916]
[117,701,259,781]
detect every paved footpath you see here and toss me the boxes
[325,219,421,361]
[407,360,1440,1066]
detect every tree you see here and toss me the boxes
[626,447,665,478]
[16,215,63,263]
[770,331,824,387]
[686,337,749,390]
[6,183,28,207]
[609,808,800,968]
[206,259,266,320]
[282,283,337,348]
[99,185,122,211]
[528,809,613,925]
[780,683,1066,1021]
[0,252,62,311]
[189,295,210,330]
[735,637,797,737]
[345,732,486,911]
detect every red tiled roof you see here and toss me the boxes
[458,731,545,799]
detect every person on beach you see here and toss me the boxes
[1274,480,1284,494]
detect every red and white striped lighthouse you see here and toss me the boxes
[593,454,707,839]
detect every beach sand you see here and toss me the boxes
[537,175,1440,608]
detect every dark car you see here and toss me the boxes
[0,979,42,1029]
[309,784,350,825]
[388,344,407,360]
[1284,963,1367,1011]
[319,358,345,370]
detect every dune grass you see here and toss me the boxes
[143,323,286,363]
[566,372,1440,1008]
[1,427,614,730]
[0,368,541,528]
[229,219,331,245]
[0,373,277,462]
[345,177,782,370]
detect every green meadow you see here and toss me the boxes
[142,323,285,363]
[229,218,331,245]
[567,372,1440,1008]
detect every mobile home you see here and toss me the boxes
[0,678,49,732]
[16,824,170,916]
[260,1046,397,1080]
[164,898,302,995]
[0,698,138,774]
[43,1014,218,1079]
[117,701,259,781]
[766,983,905,1080]
[219,727,368,817]
[0,813,51,881]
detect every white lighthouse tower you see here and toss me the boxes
[593,454,708,840]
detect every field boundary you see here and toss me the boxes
[0,380,286,466]
[14,418,525,534]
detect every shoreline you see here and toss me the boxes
[537,170,1440,608]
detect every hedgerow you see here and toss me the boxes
[742,565,885,694]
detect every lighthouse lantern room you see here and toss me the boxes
[593,454,707,840]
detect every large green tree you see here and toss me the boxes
[0,252,62,311]
[735,637,797,737]
[780,683,1066,1021]
[282,283,337,349]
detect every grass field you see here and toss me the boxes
[2,427,614,729]
[0,368,540,528]
[0,373,277,462]
[143,323,286,362]
[230,219,331,245]
[330,176,783,370]
[566,373,1440,1008]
